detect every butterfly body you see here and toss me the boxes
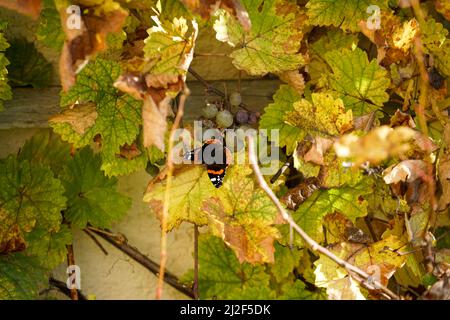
[184,139,232,188]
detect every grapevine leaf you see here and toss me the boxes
[0,253,47,300]
[25,224,72,270]
[306,0,388,32]
[314,236,406,290]
[49,102,98,138]
[285,92,353,137]
[271,243,303,283]
[421,18,450,77]
[214,0,307,75]
[259,85,304,155]
[101,151,148,177]
[279,280,326,300]
[0,22,11,112]
[324,48,390,115]
[382,216,425,287]
[308,28,359,84]
[117,10,198,151]
[0,216,26,255]
[226,286,277,299]
[197,234,270,299]
[143,13,198,79]
[61,147,132,228]
[0,156,66,233]
[202,166,279,264]
[279,179,371,247]
[37,0,65,51]
[18,131,71,177]
[52,59,142,166]
[5,38,53,88]
[144,166,217,231]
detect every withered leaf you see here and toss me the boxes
[59,3,128,90]
[0,0,42,19]
[49,102,97,135]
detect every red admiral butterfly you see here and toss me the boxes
[184,139,232,188]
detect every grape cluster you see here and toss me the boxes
[200,92,261,128]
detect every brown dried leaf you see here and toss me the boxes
[142,95,171,151]
[304,137,333,165]
[438,125,450,210]
[203,197,277,264]
[276,70,305,94]
[0,0,41,19]
[383,160,429,184]
[181,0,251,31]
[435,0,450,21]
[59,4,128,90]
[390,109,416,128]
[119,142,141,160]
[49,102,97,135]
[324,212,371,244]
[0,207,26,254]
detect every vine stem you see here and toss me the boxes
[410,0,438,230]
[156,87,190,300]
[193,225,199,300]
[66,244,79,300]
[247,136,400,300]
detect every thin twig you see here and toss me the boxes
[410,0,438,230]
[88,228,194,298]
[247,136,400,300]
[66,244,79,300]
[194,225,199,300]
[47,278,88,300]
[194,52,229,57]
[83,229,108,255]
[156,87,190,300]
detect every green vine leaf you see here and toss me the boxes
[143,11,198,79]
[279,280,326,300]
[37,0,65,51]
[324,48,390,115]
[0,156,66,233]
[0,253,48,300]
[197,234,271,299]
[25,224,72,270]
[259,85,304,155]
[51,59,142,174]
[202,165,279,264]
[5,38,53,88]
[61,147,132,228]
[306,0,388,32]
[308,28,359,84]
[285,92,353,137]
[18,131,71,177]
[271,243,303,283]
[0,22,11,112]
[144,165,217,231]
[421,18,450,77]
[214,0,307,75]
